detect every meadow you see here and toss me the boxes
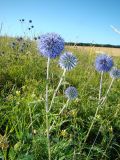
[68,46,120,57]
[0,35,120,160]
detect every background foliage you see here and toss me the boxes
[0,36,120,160]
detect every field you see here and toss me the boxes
[0,36,120,160]
[67,46,120,56]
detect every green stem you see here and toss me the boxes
[45,58,51,160]
[101,78,114,105]
[83,105,100,146]
[79,72,104,155]
[86,124,102,159]
[29,105,33,131]
[49,69,66,112]
[100,135,113,160]
[73,112,77,160]
[99,71,103,102]
[86,78,114,159]
[59,99,69,114]
[49,99,69,132]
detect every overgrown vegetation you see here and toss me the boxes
[0,36,120,160]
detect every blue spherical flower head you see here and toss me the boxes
[110,67,120,79]
[59,52,77,71]
[65,87,78,100]
[95,54,114,72]
[38,33,64,58]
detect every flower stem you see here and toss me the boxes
[101,78,114,105]
[86,124,102,159]
[99,71,103,102]
[45,58,51,160]
[49,99,69,132]
[79,72,104,155]
[81,104,100,149]
[86,78,114,159]
[100,135,113,160]
[59,99,69,114]
[49,69,66,112]
[29,105,33,131]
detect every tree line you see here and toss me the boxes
[65,42,120,48]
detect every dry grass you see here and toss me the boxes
[67,45,120,56]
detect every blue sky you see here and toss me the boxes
[0,0,120,45]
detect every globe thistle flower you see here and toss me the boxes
[65,87,78,100]
[11,42,16,49]
[0,51,5,56]
[20,37,23,41]
[38,33,64,58]
[34,37,37,40]
[110,67,120,79]
[12,42,16,46]
[22,19,25,22]
[19,46,24,52]
[29,20,32,23]
[95,54,114,72]
[59,52,77,70]
[17,37,23,42]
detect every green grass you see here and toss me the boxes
[0,36,120,160]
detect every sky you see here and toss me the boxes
[0,0,120,45]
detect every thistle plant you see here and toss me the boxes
[38,32,64,160]
[38,33,78,159]
[101,67,120,104]
[95,54,114,101]
[86,67,120,159]
[79,53,114,154]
